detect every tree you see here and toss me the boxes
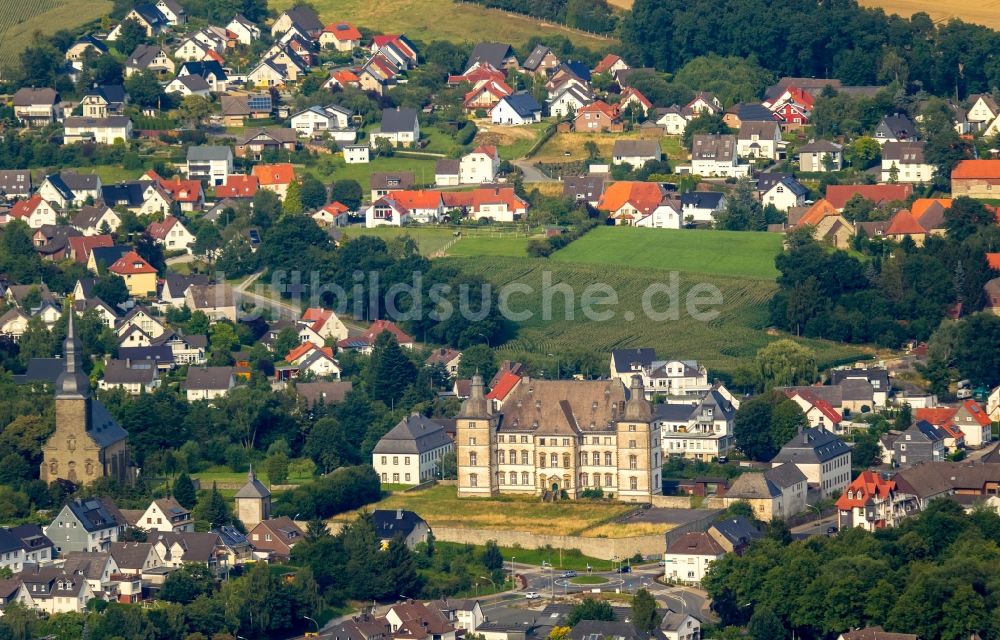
[92,275,130,308]
[770,399,807,446]
[682,111,731,147]
[125,70,164,109]
[160,563,216,605]
[300,175,328,210]
[283,180,303,216]
[632,589,661,632]
[193,482,232,528]
[753,340,817,389]
[733,395,777,461]
[748,606,786,640]
[115,18,148,54]
[847,137,881,169]
[945,197,996,242]
[331,180,363,210]
[209,322,239,357]
[672,54,775,106]
[264,452,290,486]
[172,472,197,509]
[304,417,358,472]
[481,540,503,571]
[193,224,223,262]
[456,344,497,381]
[176,95,214,126]
[368,333,417,405]
[715,177,764,231]
[567,598,615,625]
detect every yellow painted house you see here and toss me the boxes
[108,250,158,298]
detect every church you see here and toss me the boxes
[455,374,662,502]
[40,311,131,485]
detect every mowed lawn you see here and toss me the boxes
[448,234,534,257]
[334,484,635,536]
[552,227,784,280]
[447,255,866,375]
[311,155,439,188]
[346,226,536,257]
[269,0,615,48]
[0,0,111,71]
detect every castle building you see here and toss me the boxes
[41,311,130,485]
[234,467,271,529]
[455,374,662,502]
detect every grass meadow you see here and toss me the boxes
[0,0,110,73]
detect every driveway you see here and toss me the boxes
[514,160,557,183]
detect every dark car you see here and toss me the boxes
[616,566,632,573]
[826,526,838,535]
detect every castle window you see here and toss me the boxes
[470,474,478,487]
[605,452,612,466]
[550,453,558,467]
[629,455,637,470]
[522,472,529,484]
[605,474,613,486]
[468,437,476,446]
[630,477,638,490]
[521,451,528,464]
[629,425,636,432]
[498,451,505,464]
[594,474,601,487]
[562,453,570,468]
[510,472,517,485]
[539,454,546,468]
[469,453,477,466]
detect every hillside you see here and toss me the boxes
[269,0,616,47]
[0,0,111,73]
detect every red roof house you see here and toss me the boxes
[824,184,913,210]
[337,319,414,353]
[215,175,259,199]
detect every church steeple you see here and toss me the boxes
[55,309,90,399]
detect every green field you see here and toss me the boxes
[552,227,784,280]
[347,226,538,257]
[312,155,439,189]
[62,165,145,185]
[346,227,459,256]
[447,234,533,257]
[270,0,615,48]
[445,255,865,375]
[0,0,111,73]
[570,575,610,584]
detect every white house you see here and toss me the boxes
[460,145,500,184]
[737,120,782,160]
[343,145,370,164]
[612,139,661,169]
[136,498,193,533]
[186,146,234,186]
[147,216,196,254]
[366,197,410,228]
[690,134,747,178]
[654,106,688,135]
[467,187,528,223]
[489,92,542,125]
[246,60,287,87]
[370,107,420,148]
[227,15,261,45]
[165,75,212,98]
[173,37,212,62]
[630,197,682,229]
[758,174,808,212]
[881,141,934,183]
[10,196,60,229]
[547,85,592,118]
[679,192,726,225]
[289,104,355,140]
[183,366,236,402]
[663,532,725,585]
[63,116,132,145]
[771,427,851,498]
[372,415,454,485]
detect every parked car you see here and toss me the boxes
[826,526,838,535]
[525,592,540,599]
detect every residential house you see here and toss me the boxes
[435,160,460,187]
[460,145,500,184]
[663,532,725,585]
[0,309,30,341]
[387,601,457,640]
[691,134,745,177]
[521,44,560,75]
[593,53,628,76]
[679,191,726,225]
[116,306,166,340]
[14,564,94,614]
[823,184,912,210]
[563,174,606,207]
[98,359,159,395]
[136,498,193,533]
[313,201,351,226]
[490,92,543,126]
[320,21,362,50]
[837,627,917,640]
[337,319,414,354]
[597,182,666,226]
[186,146,234,186]
[0,170,31,201]
[425,348,461,376]
[950,159,1000,197]
[371,107,420,148]
[771,427,851,497]
[655,388,737,460]
[109,541,163,576]
[81,85,127,118]
[220,93,271,126]
[463,78,513,113]
[767,85,814,128]
[215,175,258,200]
[874,114,917,144]
[63,116,132,145]
[9,196,59,229]
[373,415,453,485]
[724,464,808,521]
[548,85,593,118]
[893,420,947,468]
[707,517,761,555]
[246,59,288,87]
[108,251,157,298]
[38,171,101,208]
[147,216,196,253]
[619,87,653,117]
[612,140,661,169]
[366,197,410,227]
[465,187,528,222]
[881,141,934,183]
[373,510,430,549]
[299,307,349,342]
[45,498,123,554]
[271,6,323,38]
[737,120,782,160]
[797,140,843,172]
[684,92,722,116]
[574,100,620,132]
[829,367,890,408]
[251,163,295,199]
[12,88,59,127]
[213,526,253,566]
[150,531,225,569]
[723,102,777,129]
[371,172,416,201]
[184,366,235,401]
[124,44,174,78]
[949,400,993,448]
[237,128,298,161]
[342,144,370,164]
[967,93,999,130]
[159,273,209,308]
[785,389,843,432]
[71,206,120,237]
[465,42,517,73]
[758,174,807,211]
[154,330,207,365]
[660,612,701,640]
[248,517,303,560]
[65,36,108,70]
[325,69,362,90]
[227,15,261,45]
[652,106,688,135]
[109,4,169,39]
[836,470,903,531]
[184,284,237,323]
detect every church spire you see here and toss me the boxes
[55,309,89,399]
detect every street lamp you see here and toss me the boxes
[478,575,496,595]
[509,556,516,588]
[303,616,320,636]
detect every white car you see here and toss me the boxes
[525,592,540,599]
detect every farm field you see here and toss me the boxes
[859,0,1000,29]
[0,0,110,73]
[347,226,537,257]
[534,131,687,164]
[269,0,615,48]
[445,255,866,375]
[552,227,783,280]
[333,484,638,537]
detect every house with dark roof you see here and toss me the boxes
[186,146,234,186]
[136,498,193,533]
[109,541,162,575]
[184,366,235,401]
[12,88,59,127]
[0,170,31,201]
[45,498,125,554]
[150,531,225,568]
[248,517,303,560]
[372,509,430,548]
[691,134,746,177]
[611,140,661,169]
[124,44,174,78]
[98,359,160,395]
[663,532,725,584]
[294,380,354,408]
[708,517,761,555]
[772,427,851,497]
[881,141,934,183]
[874,114,917,144]
[521,44,560,75]
[490,92,543,125]
[797,139,844,172]
[680,191,726,225]
[373,414,453,485]
[724,464,808,521]
[465,42,517,73]
[722,102,776,129]
[737,120,782,160]
[563,174,606,207]
[271,5,324,38]
[891,421,946,468]
[81,85,127,119]
[371,107,420,148]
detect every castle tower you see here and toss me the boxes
[456,374,498,497]
[616,375,661,502]
[235,466,271,528]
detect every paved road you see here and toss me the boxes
[233,272,367,333]
[165,254,195,266]
[514,160,557,183]
[791,514,838,539]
